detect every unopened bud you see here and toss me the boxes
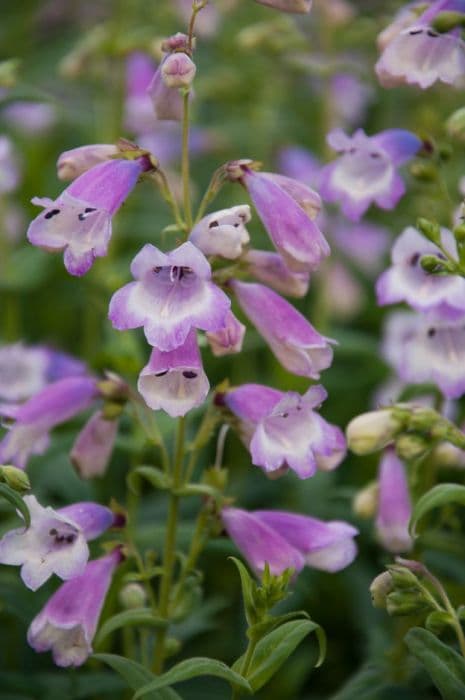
[388,565,420,589]
[386,590,429,616]
[57,144,119,181]
[420,255,448,274]
[346,410,402,455]
[370,571,394,609]
[164,637,182,657]
[119,583,147,609]
[161,52,196,89]
[417,217,441,245]
[409,162,437,182]
[432,10,465,33]
[395,433,429,461]
[254,0,312,13]
[161,32,190,53]
[353,481,379,519]
[454,223,465,244]
[0,465,30,492]
[447,107,465,141]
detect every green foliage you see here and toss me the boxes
[405,628,465,700]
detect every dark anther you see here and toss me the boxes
[209,220,219,228]
[409,28,423,35]
[182,371,197,379]
[427,328,436,337]
[49,528,58,536]
[154,370,169,377]
[370,152,381,159]
[153,266,162,273]
[233,223,240,227]
[410,253,420,266]
[427,29,439,38]
[66,534,75,544]
[44,209,60,220]
[84,207,96,213]
[282,412,289,418]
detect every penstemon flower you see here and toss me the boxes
[148,33,195,121]
[27,158,148,276]
[0,496,115,590]
[375,448,413,553]
[27,548,122,667]
[243,249,311,298]
[189,205,251,259]
[109,241,231,352]
[205,311,246,357]
[70,410,120,479]
[56,144,119,181]
[222,507,358,576]
[319,128,421,221]
[125,51,158,134]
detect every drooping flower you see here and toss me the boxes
[0,376,98,469]
[376,226,465,321]
[254,0,313,13]
[382,310,465,399]
[206,311,246,357]
[243,249,310,297]
[109,241,230,352]
[231,280,333,378]
[147,34,195,121]
[0,343,86,404]
[28,548,122,667]
[57,144,119,181]
[222,507,358,577]
[376,0,465,89]
[189,205,251,260]
[70,410,119,479]
[0,495,114,591]
[375,448,413,553]
[125,52,158,134]
[161,52,196,89]
[224,383,346,478]
[138,330,209,417]
[319,128,421,221]
[229,161,327,271]
[27,158,148,276]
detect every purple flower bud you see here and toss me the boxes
[125,52,157,134]
[27,549,122,667]
[376,449,413,553]
[376,226,465,321]
[222,507,357,577]
[161,52,196,89]
[225,383,345,479]
[57,144,119,181]
[109,241,230,352]
[189,205,251,260]
[244,249,310,297]
[206,311,246,357]
[320,128,421,221]
[161,33,190,53]
[0,495,113,590]
[236,166,327,271]
[231,280,333,378]
[0,376,98,469]
[254,0,313,13]
[70,410,119,479]
[138,330,209,417]
[382,310,465,399]
[28,159,145,276]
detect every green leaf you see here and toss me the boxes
[131,658,252,699]
[229,557,258,626]
[425,611,455,635]
[173,483,221,499]
[127,466,171,494]
[329,664,386,700]
[93,655,181,700]
[410,484,465,537]
[405,627,465,699]
[0,485,30,528]
[243,619,326,692]
[95,608,168,646]
[248,610,310,640]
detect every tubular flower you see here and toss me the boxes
[70,410,119,479]
[147,33,195,121]
[189,205,251,260]
[376,449,413,553]
[206,311,246,357]
[244,249,310,298]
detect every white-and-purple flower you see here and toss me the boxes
[231,280,333,378]
[376,226,465,321]
[28,548,122,667]
[28,158,147,276]
[70,410,119,479]
[189,205,251,260]
[319,128,421,221]
[206,311,246,357]
[109,241,230,352]
[244,249,310,298]
[57,144,119,181]
[376,448,413,553]
[138,330,209,417]
[222,507,358,577]
[224,383,346,478]
[0,496,114,591]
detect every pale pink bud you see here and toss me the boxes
[161,52,196,89]
[57,144,119,181]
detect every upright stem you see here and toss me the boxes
[231,637,257,700]
[182,93,193,232]
[153,416,186,673]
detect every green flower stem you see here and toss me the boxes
[231,637,258,700]
[422,567,465,658]
[173,508,209,607]
[153,416,186,673]
[149,170,185,232]
[182,92,193,233]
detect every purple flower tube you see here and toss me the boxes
[375,448,413,553]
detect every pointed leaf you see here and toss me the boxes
[410,484,465,537]
[0,484,30,528]
[229,556,258,626]
[132,658,252,699]
[405,627,465,699]
[95,608,167,646]
[127,466,171,494]
[93,654,180,700]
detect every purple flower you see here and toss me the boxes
[254,0,313,13]
[189,205,251,260]
[224,383,346,478]
[330,219,390,274]
[231,280,333,378]
[376,448,413,553]
[109,241,230,352]
[161,52,196,89]
[125,52,158,134]
[244,249,310,297]
[28,548,122,667]
[319,262,363,321]
[320,128,421,221]
[376,226,465,321]
[0,376,98,469]
[376,1,465,89]
[2,101,56,135]
[0,136,20,194]
[138,330,209,417]
[57,144,119,181]
[28,158,146,276]
[382,310,465,399]
[206,311,246,357]
[70,410,119,479]
[329,73,372,128]
[147,34,194,122]
[222,507,358,577]
[231,163,327,271]
[0,343,86,404]
[0,495,114,590]
[277,146,321,189]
